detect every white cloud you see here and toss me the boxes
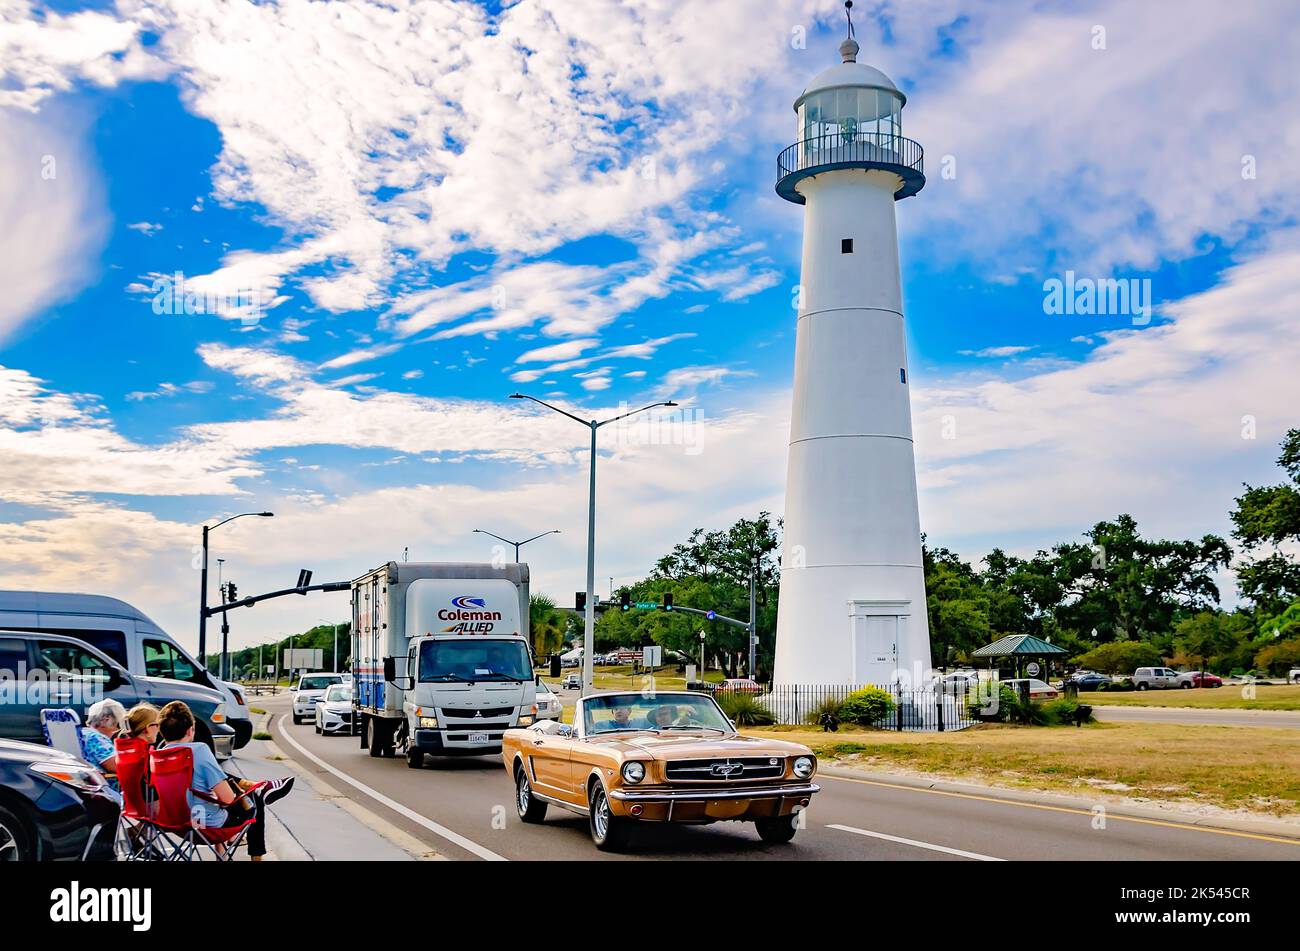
[958,345,1035,358]
[127,220,162,236]
[125,381,213,402]
[0,106,109,344]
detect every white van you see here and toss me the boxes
[0,590,252,754]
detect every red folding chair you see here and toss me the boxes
[113,736,170,861]
[148,746,267,861]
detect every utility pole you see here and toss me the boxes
[748,562,758,679]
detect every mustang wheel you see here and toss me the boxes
[588,782,631,852]
[515,766,548,823]
[755,814,800,844]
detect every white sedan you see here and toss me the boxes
[314,683,356,735]
[534,680,562,720]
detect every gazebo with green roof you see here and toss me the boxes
[970,634,1070,680]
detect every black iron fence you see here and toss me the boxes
[710,682,982,732]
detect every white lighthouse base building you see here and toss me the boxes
[772,34,932,687]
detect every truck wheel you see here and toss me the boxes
[1137,682,1148,690]
[366,717,385,758]
[292,714,302,725]
[405,738,423,769]
[588,782,631,852]
[755,814,799,844]
[515,765,548,823]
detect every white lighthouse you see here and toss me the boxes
[773,14,931,686]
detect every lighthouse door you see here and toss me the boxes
[854,616,897,686]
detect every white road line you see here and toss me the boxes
[275,715,507,862]
[827,823,1006,861]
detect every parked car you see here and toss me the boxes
[1133,667,1182,690]
[999,678,1060,700]
[685,680,717,693]
[533,679,562,720]
[314,683,356,735]
[0,630,235,758]
[1288,668,1300,684]
[1066,672,1112,691]
[562,673,582,690]
[0,590,253,754]
[0,737,121,861]
[1176,671,1223,688]
[501,690,819,851]
[292,672,345,724]
[717,678,762,695]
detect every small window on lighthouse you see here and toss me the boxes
[841,238,854,253]
[900,368,907,384]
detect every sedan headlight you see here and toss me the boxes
[792,756,815,779]
[621,761,646,784]
[31,761,108,793]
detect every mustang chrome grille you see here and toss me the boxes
[664,757,786,782]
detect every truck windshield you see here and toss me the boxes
[419,639,532,683]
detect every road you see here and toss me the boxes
[262,694,1300,861]
[1091,705,1300,729]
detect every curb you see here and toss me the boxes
[816,764,1300,841]
[254,710,442,861]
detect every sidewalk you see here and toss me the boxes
[224,725,431,861]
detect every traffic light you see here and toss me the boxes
[663,592,674,612]
[620,590,631,612]
[224,582,238,603]
[575,591,586,612]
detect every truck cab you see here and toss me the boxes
[391,634,537,765]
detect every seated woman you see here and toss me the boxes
[81,698,127,789]
[124,702,161,746]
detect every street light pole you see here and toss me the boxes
[472,528,561,563]
[198,511,273,666]
[509,393,677,695]
[748,563,757,679]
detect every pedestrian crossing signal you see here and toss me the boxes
[620,591,631,611]
[663,593,674,612]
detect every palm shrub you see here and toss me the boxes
[838,687,895,727]
[717,691,776,726]
[804,695,845,731]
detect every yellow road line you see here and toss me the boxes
[821,773,1300,847]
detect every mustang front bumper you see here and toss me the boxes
[607,782,820,822]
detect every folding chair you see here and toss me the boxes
[148,746,266,861]
[113,737,173,861]
[40,708,86,760]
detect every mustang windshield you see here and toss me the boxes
[584,694,732,735]
[418,638,532,683]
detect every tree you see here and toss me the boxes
[1231,429,1300,615]
[1173,611,1253,676]
[1072,640,1163,675]
[1254,637,1300,676]
[529,594,566,657]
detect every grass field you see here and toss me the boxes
[743,721,1300,816]
[1084,684,1300,711]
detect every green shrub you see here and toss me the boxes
[1042,698,1094,726]
[838,687,895,727]
[717,692,776,726]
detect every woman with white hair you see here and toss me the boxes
[81,698,127,788]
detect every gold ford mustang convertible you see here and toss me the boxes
[500,690,819,851]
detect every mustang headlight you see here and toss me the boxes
[792,756,815,779]
[622,761,646,784]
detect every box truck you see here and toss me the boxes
[351,562,537,766]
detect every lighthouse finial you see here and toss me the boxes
[839,1,859,62]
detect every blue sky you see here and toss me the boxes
[2,0,1298,649]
